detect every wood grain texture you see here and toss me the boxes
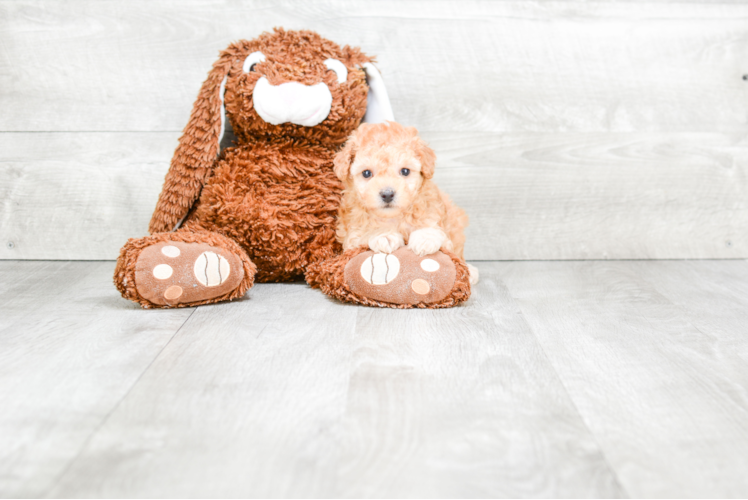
[45,264,624,498]
[3,259,748,496]
[1,1,747,133]
[0,261,193,498]
[0,132,176,260]
[496,259,748,497]
[2,131,746,260]
[336,269,624,497]
[630,260,748,358]
[46,282,360,498]
[430,131,748,260]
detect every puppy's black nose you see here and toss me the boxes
[380,188,395,204]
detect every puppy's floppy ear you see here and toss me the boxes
[415,135,437,179]
[333,132,357,181]
[361,63,394,124]
[148,46,236,234]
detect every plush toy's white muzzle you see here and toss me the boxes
[252,76,333,127]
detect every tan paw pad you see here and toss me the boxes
[194,251,230,287]
[411,279,430,295]
[345,247,456,305]
[164,285,183,300]
[420,258,440,272]
[161,245,181,258]
[153,264,173,279]
[135,241,245,307]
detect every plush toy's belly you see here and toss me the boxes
[188,142,343,282]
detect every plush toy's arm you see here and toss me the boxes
[148,56,232,234]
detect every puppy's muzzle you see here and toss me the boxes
[380,188,395,204]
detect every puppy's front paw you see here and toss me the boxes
[369,232,405,254]
[408,228,447,256]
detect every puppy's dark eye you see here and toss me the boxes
[362,170,373,179]
[248,63,258,72]
[400,168,410,176]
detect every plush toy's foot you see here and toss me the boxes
[306,247,471,309]
[114,230,256,308]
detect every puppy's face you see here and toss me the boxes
[334,122,436,218]
[350,146,424,218]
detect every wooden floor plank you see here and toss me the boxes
[631,260,748,359]
[336,264,624,498]
[0,261,83,330]
[46,283,359,498]
[0,261,193,498]
[4,260,748,497]
[496,260,748,497]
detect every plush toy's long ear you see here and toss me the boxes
[361,63,394,124]
[148,52,233,234]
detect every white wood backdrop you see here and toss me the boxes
[1,0,747,260]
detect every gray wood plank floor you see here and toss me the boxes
[2,259,747,497]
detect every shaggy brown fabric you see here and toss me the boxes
[148,28,371,235]
[114,230,256,309]
[115,28,371,307]
[183,138,343,282]
[306,248,471,309]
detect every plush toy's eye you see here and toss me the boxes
[362,170,373,179]
[400,168,411,176]
[324,59,348,84]
[243,52,266,73]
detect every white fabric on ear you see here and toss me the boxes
[361,62,394,123]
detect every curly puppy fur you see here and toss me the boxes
[306,247,471,309]
[333,122,478,284]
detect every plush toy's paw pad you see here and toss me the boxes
[344,247,456,305]
[135,242,244,307]
[359,253,401,284]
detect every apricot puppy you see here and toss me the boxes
[333,121,479,284]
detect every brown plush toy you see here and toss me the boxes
[114,28,471,309]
